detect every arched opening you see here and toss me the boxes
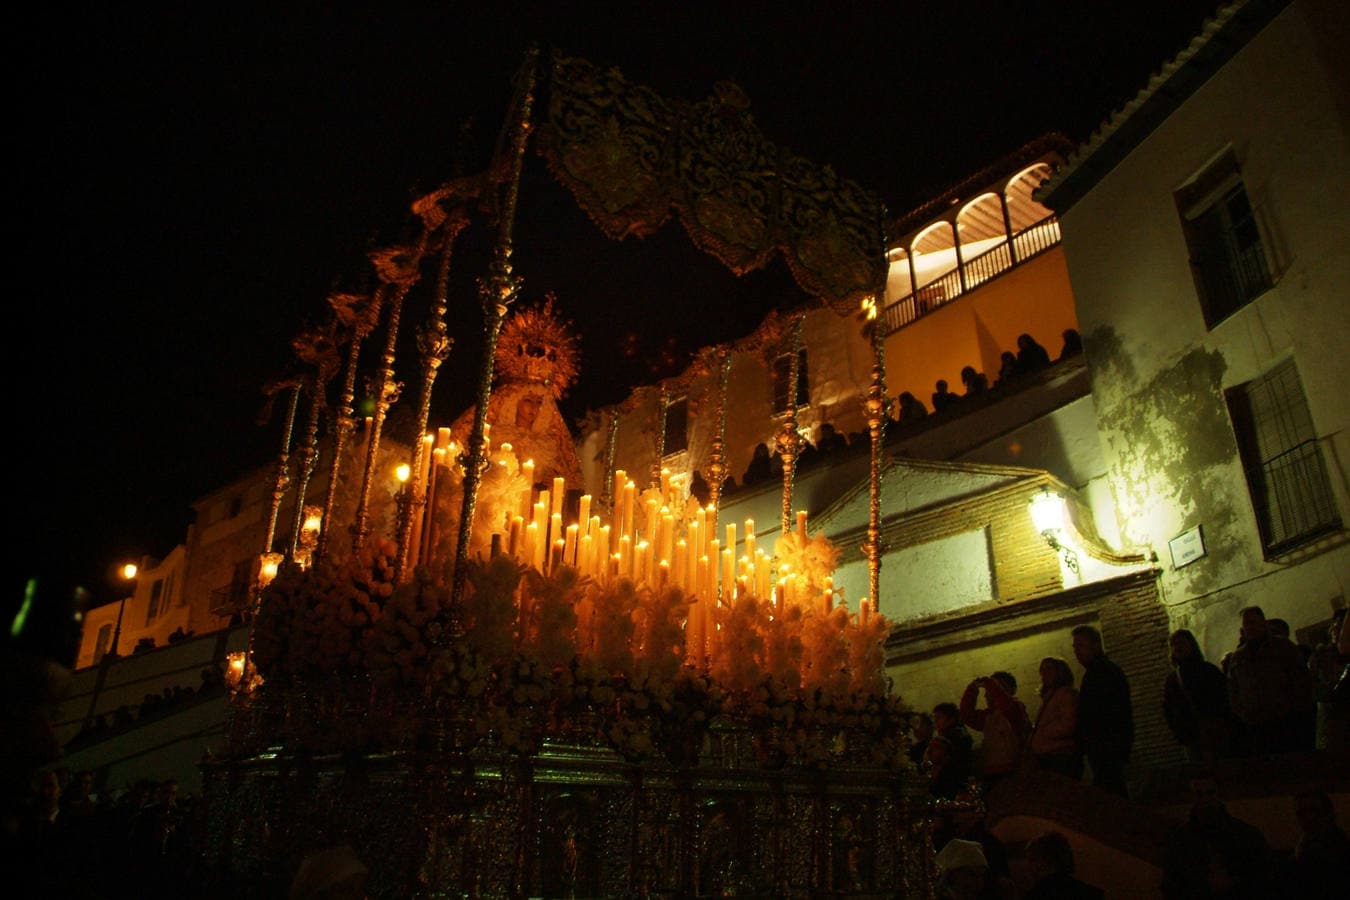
[1005,163,1060,260]
[956,192,1011,290]
[909,220,960,315]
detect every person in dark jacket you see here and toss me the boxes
[1015,333,1052,375]
[925,702,974,799]
[1072,625,1133,796]
[1163,629,1235,763]
[1227,605,1316,754]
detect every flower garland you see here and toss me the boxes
[246,529,909,768]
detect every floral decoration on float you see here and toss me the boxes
[242,439,911,770]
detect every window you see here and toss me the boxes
[1176,150,1271,327]
[771,350,810,413]
[229,558,254,609]
[144,579,164,625]
[1227,359,1340,555]
[93,624,113,663]
[662,397,688,456]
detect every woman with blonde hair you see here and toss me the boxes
[1031,657,1082,778]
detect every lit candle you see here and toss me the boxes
[860,598,871,626]
[726,523,737,563]
[660,467,671,497]
[744,519,755,563]
[551,539,565,572]
[674,538,688,588]
[722,547,735,599]
[564,523,579,567]
[645,498,659,546]
[797,509,808,541]
[709,539,720,600]
[598,525,611,575]
[658,559,670,588]
[636,540,650,585]
[688,519,701,569]
[579,533,593,576]
[686,598,703,667]
[697,555,710,609]
[622,482,636,545]
[508,516,523,559]
[660,512,674,568]
[550,512,563,559]
[521,460,536,518]
[552,477,566,517]
[578,495,592,538]
[535,493,549,536]
[524,521,539,572]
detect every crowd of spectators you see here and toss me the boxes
[735,329,1080,493]
[906,329,1078,429]
[1164,605,1348,762]
[910,606,1348,896]
[71,666,226,748]
[7,767,206,898]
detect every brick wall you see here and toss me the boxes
[885,569,1183,778]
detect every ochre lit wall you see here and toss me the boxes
[883,248,1078,408]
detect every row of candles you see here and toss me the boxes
[395,429,873,669]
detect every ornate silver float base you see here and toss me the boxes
[201,725,933,898]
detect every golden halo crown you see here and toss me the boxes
[495,295,580,398]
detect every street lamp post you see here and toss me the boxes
[109,562,138,658]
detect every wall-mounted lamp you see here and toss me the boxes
[1028,487,1079,574]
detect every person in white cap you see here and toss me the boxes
[935,837,995,899]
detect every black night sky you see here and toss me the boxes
[14,1,1223,610]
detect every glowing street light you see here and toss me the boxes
[110,561,139,658]
[1028,487,1079,574]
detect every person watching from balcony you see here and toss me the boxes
[1015,333,1052,376]
[895,392,928,426]
[1058,328,1083,361]
[994,352,1019,389]
[742,443,773,486]
[960,366,988,400]
[932,379,957,413]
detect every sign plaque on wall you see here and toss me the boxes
[1169,525,1206,569]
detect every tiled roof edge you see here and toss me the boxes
[1036,0,1291,214]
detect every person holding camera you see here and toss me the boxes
[959,671,1031,792]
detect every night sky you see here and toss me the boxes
[15,1,1223,610]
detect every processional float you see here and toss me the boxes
[207,45,977,898]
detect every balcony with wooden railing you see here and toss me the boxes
[882,214,1061,335]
